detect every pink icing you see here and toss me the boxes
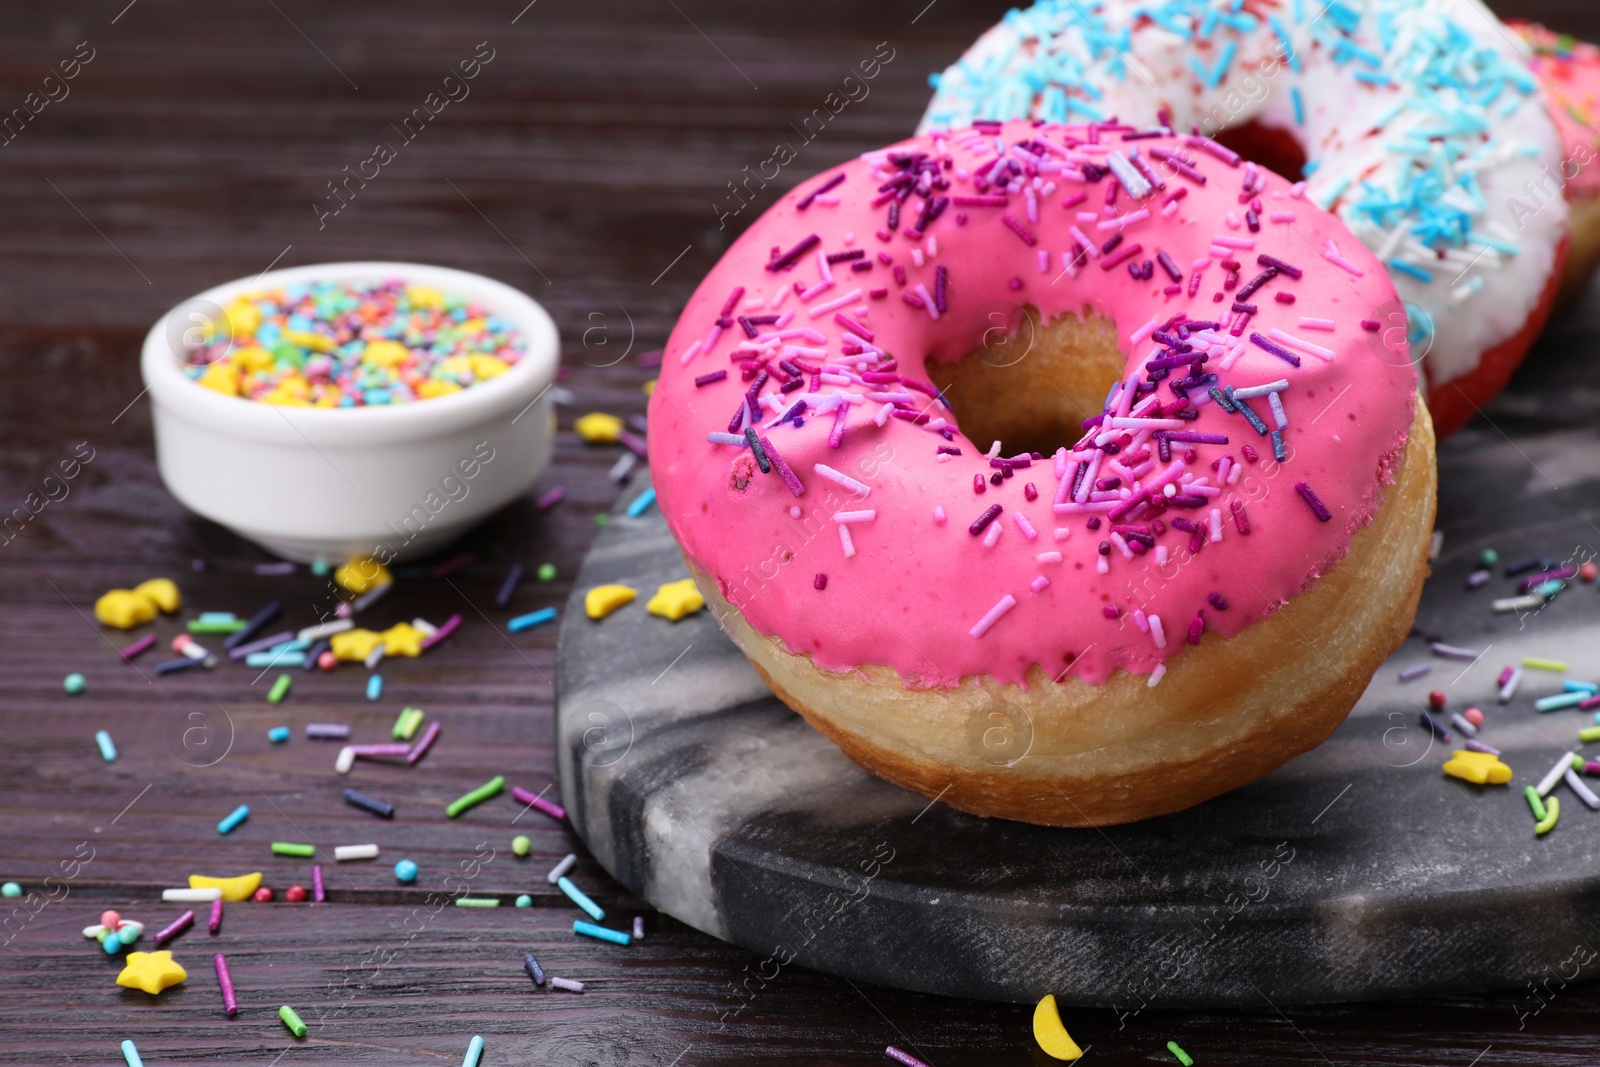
[1516,21,1600,196]
[648,121,1418,689]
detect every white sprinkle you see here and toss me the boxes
[678,340,704,365]
[1132,609,1149,634]
[1566,769,1600,810]
[1230,379,1289,399]
[335,746,356,775]
[547,854,577,884]
[1096,554,1109,574]
[970,594,1017,639]
[163,887,223,902]
[1110,532,1134,559]
[807,288,863,319]
[833,510,875,524]
[1268,391,1288,429]
[1156,545,1169,564]
[1498,666,1524,703]
[873,402,893,427]
[1053,527,1071,542]
[549,977,586,993]
[1209,508,1223,543]
[838,524,856,559]
[1035,551,1062,564]
[1538,753,1576,798]
[914,283,940,319]
[1147,663,1167,688]
[1149,615,1167,649]
[814,463,870,497]
[932,506,947,525]
[335,843,379,861]
[1493,595,1544,614]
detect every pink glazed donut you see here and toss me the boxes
[648,120,1436,826]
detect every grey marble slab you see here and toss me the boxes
[556,338,1600,1006]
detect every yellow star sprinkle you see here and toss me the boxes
[646,578,704,621]
[132,578,181,614]
[574,412,624,444]
[94,590,157,629]
[334,558,391,594]
[116,950,188,995]
[188,872,262,903]
[1032,994,1084,1060]
[1442,750,1513,785]
[330,628,384,663]
[584,584,637,619]
[380,622,427,658]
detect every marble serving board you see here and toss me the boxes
[556,353,1600,1008]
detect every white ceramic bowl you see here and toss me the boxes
[141,261,559,563]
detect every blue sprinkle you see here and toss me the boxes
[573,919,631,946]
[1389,259,1434,283]
[626,486,657,518]
[508,607,558,634]
[366,674,383,701]
[218,805,251,835]
[1290,87,1304,126]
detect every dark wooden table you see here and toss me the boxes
[4,2,1600,1064]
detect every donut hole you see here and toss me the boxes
[1214,121,1309,184]
[924,306,1125,457]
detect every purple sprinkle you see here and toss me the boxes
[1158,431,1228,445]
[695,370,728,387]
[1188,613,1205,645]
[1103,604,1121,619]
[1431,643,1482,661]
[1156,250,1182,282]
[1294,481,1332,522]
[535,486,567,510]
[1361,319,1381,331]
[799,173,847,209]
[1207,592,1228,611]
[767,234,820,272]
[1257,253,1303,279]
[1249,332,1302,367]
[825,249,866,264]
[718,286,746,318]
[1398,664,1433,682]
[969,504,1002,536]
[934,265,949,313]
[1235,268,1279,302]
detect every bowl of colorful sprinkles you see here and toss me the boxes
[141,261,559,563]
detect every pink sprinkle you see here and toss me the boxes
[1014,514,1038,539]
[932,506,947,525]
[511,785,566,822]
[420,614,461,652]
[120,633,157,661]
[209,896,224,933]
[1322,240,1365,277]
[312,864,325,903]
[1298,317,1337,332]
[214,954,238,1017]
[1031,575,1050,593]
[1212,234,1255,249]
[969,594,1017,638]
[886,1047,934,1067]
[1269,211,1296,223]
[535,486,566,510]
[406,720,442,765]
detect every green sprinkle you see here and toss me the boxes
[1167,1041,1194,1066]
[63,673,86,695]
[594,513,609,526]
[1526,786,1548,822]
[1536,795,1561,835]
[392,707,424,740]
[188,619,247,634]
[512,835,532,857]
[272,841,315,858]
[279,1004,308,1038]
[537,563,557,581]
[267,674,292,705]
[1581,728,1600,744]
[446,775,505,818]
[1523,657,1569,672]
[1478,549,1499,568]
[310,559,331,576]
[454,897,500,907]
[515,894,533,908]
[1,882,22,898]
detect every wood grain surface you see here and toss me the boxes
[2,1,1599,1063]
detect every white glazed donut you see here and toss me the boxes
[920,0,1568,436]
